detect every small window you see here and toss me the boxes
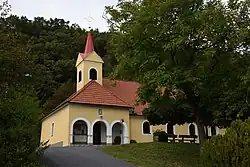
[189,124,196,136]
[79,71,82,82]
[143,121,150,134]
[167,123,174,134]
[211,126,216,136]
[51,122,55,137]
[89,68,97,80]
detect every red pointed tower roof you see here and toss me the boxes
[80,32,94,59]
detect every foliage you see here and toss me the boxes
[43,80,75,116]
[103,142,200,167]
[0,14,116,115]
[201,118,250,167]
[0,88,43,166]
[153,131,168,142]
[130,139,137,144]
[105,0,250,144]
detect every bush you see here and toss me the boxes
[130,139,137,144]
[153,131,168,142]
[0,88,44,166]
[201,118,250,167]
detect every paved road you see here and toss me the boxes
[42,146,136,167]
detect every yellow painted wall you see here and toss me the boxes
[76,60,84,91]
[40,105,70,147]
[152,123,226,136]
[83,60,103,86]
[152,124,165,132]
[175,123,190,135]
[76,52,104,91]
[130,116,153,143]
[69,104,130,127]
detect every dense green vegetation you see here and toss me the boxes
[201,117,250,167]
[2,0,250,165]
[103,143,200,167]
[105,0,250,144]
[0,0,115,166]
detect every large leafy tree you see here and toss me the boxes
[105,0,250,143]
[0,1,43,166]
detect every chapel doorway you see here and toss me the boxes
[73,120,88,144]
[93,121,107,145]
[112,122,124,145]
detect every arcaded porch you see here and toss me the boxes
[70,118,129,145]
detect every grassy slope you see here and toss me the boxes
[103,142,200,167]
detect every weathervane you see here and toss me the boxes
[84,16,94,31]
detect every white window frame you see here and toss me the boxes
[51,122,55,137]
[165,123,176,134]
[141,120,152,135]
[88,67,98,81]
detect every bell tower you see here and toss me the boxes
[75,32,104,91]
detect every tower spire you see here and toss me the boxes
[83,32,94,54]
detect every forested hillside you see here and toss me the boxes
[1,14,117,116]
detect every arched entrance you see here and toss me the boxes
[93,121,107,145]
[111,121,129,144]
[112,123,123,144]
[72,120,88,144]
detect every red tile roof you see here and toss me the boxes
[66,80,131,108]
[103,79,147,115]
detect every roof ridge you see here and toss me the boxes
[103,78,140,84]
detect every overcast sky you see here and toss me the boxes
[8,0,118,32]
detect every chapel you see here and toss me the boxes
[40,32,153,146]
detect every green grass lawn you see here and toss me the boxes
[103,142,200,167]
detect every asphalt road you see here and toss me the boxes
[42,146,136,167]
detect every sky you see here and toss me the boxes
[7,0,118,32]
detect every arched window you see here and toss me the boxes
[51,122,55,137]
[167,123,174,134]
[211,126,217,136]
[78,71,82,82]
[189,123,196,136]
[89,68,97,80]
[143,121,150,134]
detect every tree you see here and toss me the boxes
[105,0,250,144]
[0,88,42,166]
[0,15,116,114]
[0,0,11,17]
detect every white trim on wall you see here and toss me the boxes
[70,117,91,143]
[188,123,198,136]
[88,67,98,81]
[141,120,152,135]
[110,120,129,144]
[110,120,129,137]
[91,119,110,135]
[165,123,176,134]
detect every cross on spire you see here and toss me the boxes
[84,16,94,31]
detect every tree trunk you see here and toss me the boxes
[205,126,209,139]
[196,116,206,145]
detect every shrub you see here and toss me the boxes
[201,118,250,167]
[130,139,137,144]
[153,131,168,142]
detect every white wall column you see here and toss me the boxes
[123,136,129,144]
[106,135,112,144]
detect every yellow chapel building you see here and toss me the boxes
[40,32,153,147]
[40,32,225,147]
